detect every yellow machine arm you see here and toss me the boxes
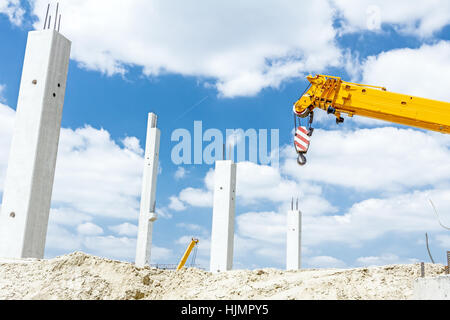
[176,238,199,270]
[293,74,450,165]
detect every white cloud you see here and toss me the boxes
[168,195,186,212]
[233,187,450,268]
[176,223,205,232]
[121,136,143,155]
[77,222,103,236]
[46,224,83,252]
[149,246,174,263]
[304,188,450,247]
[6,1,448,100]
[0,84,5,103]
[46,222,173,262]
[235,162,334,213]
[30,0,341,97]
[178,187,213,208]
[237,211,286,245]
[282,127,450,192]
[237,162,301,204]
[306,256,346,268]
[332,0,450,37]
[0,0,24,25]
[231,234,284,269]
[171,161,335,216]
[174,166,188,180]
[108,222,138,237]
[52,125,144,220]
[18,1,450,100]
[81,235,136,260]
[356,253,418,267]
[49,208,92,227]
[361,41,450,102]
[155,207,173,219]
[435,234,450,248]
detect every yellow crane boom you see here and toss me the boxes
[176,238,199,270]
[293,74,450,165]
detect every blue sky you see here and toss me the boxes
[1,1,450,270]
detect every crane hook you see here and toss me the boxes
[297,153,307,166]
[294,110,313,167]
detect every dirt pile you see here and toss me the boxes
[0,252,446,300]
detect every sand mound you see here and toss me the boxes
[0,252,446,300]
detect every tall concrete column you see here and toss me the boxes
[135,113,160,267]
[286,199,302,270]
[210,160,237,273]
[0,30,71,259]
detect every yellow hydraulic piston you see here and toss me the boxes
[294,74,450,134]
[176,238,199,270]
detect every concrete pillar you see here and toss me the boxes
[0,30,71,259]
[210,160,237,273]
[286,201,302,270]
[414,275,450,299]
[135,113,160,267]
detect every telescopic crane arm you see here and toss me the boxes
[293,74,450,165]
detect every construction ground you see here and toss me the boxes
[0,252,447,300]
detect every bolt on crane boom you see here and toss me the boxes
[293,74,450,165]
